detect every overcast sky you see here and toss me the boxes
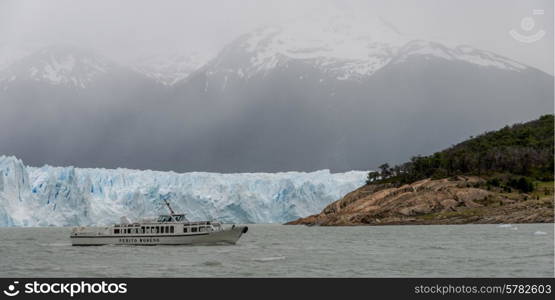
[0,0,553,74]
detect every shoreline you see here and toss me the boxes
[286,176,554,226]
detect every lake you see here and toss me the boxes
[0,224,552,277]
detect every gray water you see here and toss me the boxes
[0,224,553,277]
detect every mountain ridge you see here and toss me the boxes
[0,16,552,173]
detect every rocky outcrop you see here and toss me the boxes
[286,176,554,226]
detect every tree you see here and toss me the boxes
[366,171,380,184]
[378,163,391,179]
[365,115,554,187]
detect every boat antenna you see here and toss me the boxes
[161,195,176,215]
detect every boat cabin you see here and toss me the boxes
[111,217,223,236]
[157,214,186,222]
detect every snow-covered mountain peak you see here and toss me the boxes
[394,40,527,71]
[244,13,406,54]
[209,14,529,81]
[225,14,407,79]
[0,46,115,88]
[130,51,212,86]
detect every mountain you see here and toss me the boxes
[192,14,528,82]
[288,115,555,226]
[173,14,553,172]
[0,155,366,226]
[0,14,553,173]
[0,46,116,89]
[0,45,155,89]
[130,52,211,86]
[0,45,171,170]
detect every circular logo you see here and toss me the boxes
[3,282,20,297]
[520,17,535,31]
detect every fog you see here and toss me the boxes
[1,0,552,73]
[0,0,553,172]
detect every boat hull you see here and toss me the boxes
[71,226,248,246]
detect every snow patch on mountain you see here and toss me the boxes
[130,52,212,85]
[0,156,367,226]
[394,41,526,71]
[209,13,528,81]
[1,14,532,89]
[0,46,115,89]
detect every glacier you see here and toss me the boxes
[0,156,366,226]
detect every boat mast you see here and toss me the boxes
[162,197,176,215]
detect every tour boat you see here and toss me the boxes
[70,199,248,246]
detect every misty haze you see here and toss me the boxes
[0,0,553,173]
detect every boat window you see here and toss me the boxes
[141,227,145,234]
[170,226,174,233]
[184,227,188,233]
[156,226,159,233]
[114,229,120,234]
[192,227,198,233]
[146,227,150,234]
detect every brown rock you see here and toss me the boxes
[399,207,413,216]
[463,199,483,208]
[286,176,554,226]
[440,199,458,209]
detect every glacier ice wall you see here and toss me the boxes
[0,156,366,226]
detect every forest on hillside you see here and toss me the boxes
[368,115,554,192]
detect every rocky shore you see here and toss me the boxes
[286,176,554,226]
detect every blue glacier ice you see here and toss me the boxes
[0,156,367,226]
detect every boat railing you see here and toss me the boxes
[71,226,111,236]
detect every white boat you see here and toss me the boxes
[70,199,248,246]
